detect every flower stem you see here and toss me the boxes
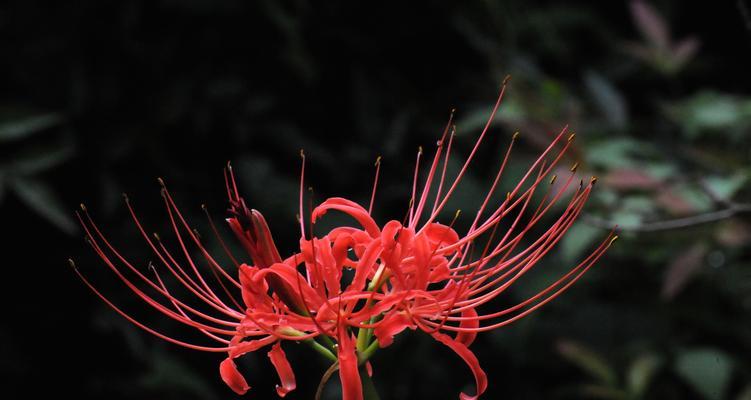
[304,338,338,363]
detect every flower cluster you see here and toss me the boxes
[72,83,615,399]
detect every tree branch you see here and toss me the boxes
[583,203,751,233]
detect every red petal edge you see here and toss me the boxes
[268,342,297,397]
[220,357,250,395]
[432,332,487,400]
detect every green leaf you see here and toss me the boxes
[609,210,643,230]
[561,223,603,262]
[4,143,76,175]
[585,71,628,130]
[586,138,644,169]
[704,173,749,202]
[627,353,662,398]
[558,340,617,386]
[667,91,751,140]
[10,177,77,235]
[0,113,63,142]
[675,348,733,400]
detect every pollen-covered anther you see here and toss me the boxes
[570,162,580,172]
[550,175,558,185]
[568,132,576,141]
[590,176,598,185]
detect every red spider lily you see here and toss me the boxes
[71,80,616,399]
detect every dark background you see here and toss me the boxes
[2,1,751,399]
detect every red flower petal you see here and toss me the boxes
[219,357,250,395]
[455,308,479,347]
[268,342,296,397]
[312,197,381,238]
[432,332,487,400]
[373,312,415,348]
[337,331,363,400]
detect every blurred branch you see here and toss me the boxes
[583,203,751,232]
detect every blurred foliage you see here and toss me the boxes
[2,0,751,399]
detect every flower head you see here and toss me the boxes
[72,81,615,399]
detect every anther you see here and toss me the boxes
[79,203,87,212]
[157,177,165,187]
[590,176,598,185]
[300,149,305,158]
[122,193,129,202]
[67,258,77,269]
[610,235,619,245]
[568,133,576,142]
[153,232,161,242]
[570,162,580,172]
[503,74,512,85]
[201,203,207,210]
[418,146,423,155]
[375,156,381,166]
[550,175,558,185]
[512,131,520,140]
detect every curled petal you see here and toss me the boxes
[220,357,251,395]
[229,335,276,358]
[455,308,479,347]
[268,342,296,397]
[337,331,363,400]
[432,332,487,400]
[348,238,383,292]
[239,264,272,310]
[312,197,380,238]
[374,312,415,348]
[423,222,460,248]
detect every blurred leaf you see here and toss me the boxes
[585,71,628,130]
[630,0,669,50]
[580,384,628,400]
[3,143,76,175]
[627,353,662,398]
[715,219,751,248]
[586,138,644,169]
[621,196,657,214]
[675,348,733,400]
[672,38,700,67]
[0,113,63,142]
[9,177,77,235]
[609,210,643,230]
[558,340,617,386]
[603,168,661,191]
[667,91,751,140]
[457,98,525,134]
[655,187,698,215]
[662,242,708,300]
[704,173,749,202]
[561,223,603,262]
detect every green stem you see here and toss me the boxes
[305,338,338,363]
[358,339,379,364]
